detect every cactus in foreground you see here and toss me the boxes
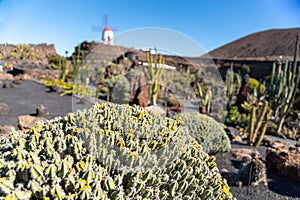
[173,112,231,155]
[0,103,233,199]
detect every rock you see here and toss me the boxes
[225,126,240,140]
[48,85,62,93]
[18,115,46,130]
[231,148,261,159]
[266,147,300,183]
[21,74,31,80]
[12,79,22,85]
[3,82,15,88]
[271,141,287,150]
[261,135,273,147]
[0,102,9,115]
[0,125,15,136]
[238,155,268,186]
[232,135,243,143]
[0,73,13,80]
[220,169,240,186]
[36,104,49,117]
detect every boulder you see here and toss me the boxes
[0,125,15,136]
[0,73,13,80]
[231,148,261,159]
[0,102,9,115]
[266,147,300,183]
[18,115,46,130]
[12,79,22,85]
[36,104,49,117]
[48,84,62,93]
[238,155,268,186]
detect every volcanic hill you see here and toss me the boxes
[208,28,300,61]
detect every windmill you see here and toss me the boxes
[92,15,117,45]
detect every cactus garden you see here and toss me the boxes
[0,102,233,199]
[0,20,300,199]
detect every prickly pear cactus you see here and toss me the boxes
[0,103,233,199]
[173,112,231,155]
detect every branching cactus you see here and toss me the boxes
[0,103,234,199]
[247,100,272,147]
[145,51,164,106]
[266,34,300,135]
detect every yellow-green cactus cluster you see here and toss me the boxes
[173,112,231,155]
[0,103,233,199]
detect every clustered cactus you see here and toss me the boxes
[173,112,231,155]
[0,103,233,199]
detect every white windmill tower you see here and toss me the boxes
[102,26,114,45]
[93,15,116,45]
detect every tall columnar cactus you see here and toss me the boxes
[145,51,164,106]
[266,34,300,135]
[226,62,241,109]
[59,58,68,81]
[247,100,272,147]
[194,78,212,113]
[0,103,233,200]
[71,45,83,82]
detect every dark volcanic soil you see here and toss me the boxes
[216,143,300,200]
[0,80,94,128]
[209,28,300,59]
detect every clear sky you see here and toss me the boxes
[0,0,299,57]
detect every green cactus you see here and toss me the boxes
[145,51,164,106]
[172,112,231,154]
[247,100,272,147]
[0,103,234,200]
[266,34,300,135]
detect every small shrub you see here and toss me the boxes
[173,112,231,155]
[241,64,251,74]
[167,95,184,107]
[248,78,265,94]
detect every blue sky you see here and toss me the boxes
[0,0,299,56]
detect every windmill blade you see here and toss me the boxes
[103,14,109,27]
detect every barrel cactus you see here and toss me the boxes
[173,112,231,155]
[0,103,233,199]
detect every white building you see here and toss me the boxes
[102,26,114,45]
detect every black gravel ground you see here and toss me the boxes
[216,143,300,200]
[0,80,95,128]
[1,80,300,199]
